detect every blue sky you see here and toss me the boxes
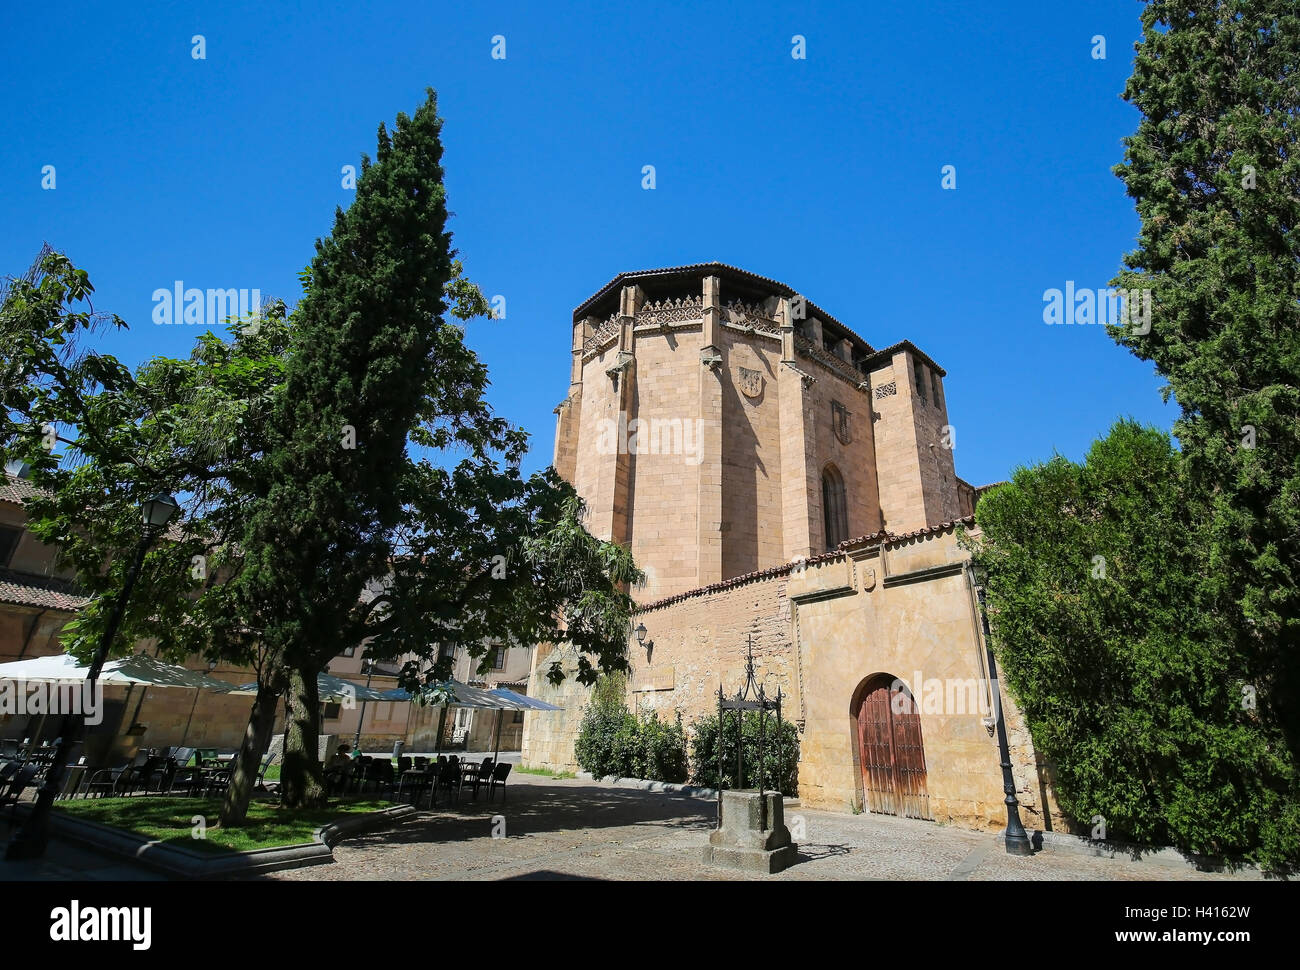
[0,0,1172,488]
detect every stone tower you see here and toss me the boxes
[551,263,974,603]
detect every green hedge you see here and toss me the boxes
[689,711,799,796]
[574,688,689,784]
[973,420,1300,869]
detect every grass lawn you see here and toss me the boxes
[54,796,392,854]
[516,765,575,779]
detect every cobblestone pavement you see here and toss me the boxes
[261,772,1265,882]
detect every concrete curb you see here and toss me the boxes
[575,772,801,807]
[1005,827,1266,876]
[576,772,718,799]
[22,802,416,879]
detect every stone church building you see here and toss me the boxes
[522,263,1064,833]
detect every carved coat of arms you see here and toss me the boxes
[737,366,764,399]
[832,400,852,443]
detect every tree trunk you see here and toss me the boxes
[281,662,327,808]
[219,677,282,826]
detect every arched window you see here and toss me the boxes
[822,464,848,551]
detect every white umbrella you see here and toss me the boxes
[236,671,389,703]
[0,652,245,691]
[380,679,508,758]
[487,688,562,712]
[0,652,248,766]
[483,688,562,763]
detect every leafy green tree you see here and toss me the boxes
[970,421,1299,868]
[1110,1,1300,751]
[2,91,645,823]
[224,89,642,807]
[573,675,688,783]
[2,258,297,825]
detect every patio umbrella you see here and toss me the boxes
[0,652,249,766]
[379,679,504,758]
[233,672,392,760]
[235,671,390,703]
[0,652,246,691]
[483,688,562,763]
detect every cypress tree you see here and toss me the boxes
[1110,1,1300,749]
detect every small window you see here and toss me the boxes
[322,702,342,720]
[440,641,458,659]
[512,710,524,724]
[491,645,506,669]
[930,370,941,406]
[913,359,928,404]
[0,526,20,567]
[822,464,849,551]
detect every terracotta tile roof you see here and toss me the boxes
[839,516,975,551]
[635,517,975,613]
[0,474,40,506]
[572,262,874,353]
[0,566,88,612]
[856,340,947,378]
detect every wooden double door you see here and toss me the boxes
[855,676,932,820]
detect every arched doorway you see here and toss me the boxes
[853,674,932,820]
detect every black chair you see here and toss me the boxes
[202,759,235,796]
[374,758,395,796]
[324,763,353,797]
[468,758,494,800]
[132,756,170,795]
[347,757,373,794]
[486,762,512,802]
[254,751,278,791]
[397,756,413,775]
[435,759,461,806]
[85,750,150,798]
[395,768,429,806]
[164,747,201,794]
[2,763,41,817]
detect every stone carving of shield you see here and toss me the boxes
[738,366,764,399]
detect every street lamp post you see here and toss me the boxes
[972,564,1033,857]
[6,492,179,861]
[352,658,375,751]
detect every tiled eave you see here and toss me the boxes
[635,516,975,613]
[0,567,89,612]
[573,262,873,352]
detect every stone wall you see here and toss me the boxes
[521,525,1068,835]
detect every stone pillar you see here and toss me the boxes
[777,296,820,560]
[697,275,724,586]
[589,289,640,545]
[703,789,798,873]
[553,317,593,484]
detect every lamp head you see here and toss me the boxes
[142,492,180,531]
